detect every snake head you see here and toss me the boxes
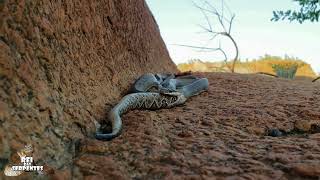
[163,91,188,106]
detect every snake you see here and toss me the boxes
[95,73,209,141]
[95,92,188,140]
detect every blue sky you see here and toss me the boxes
[146,0,320,73]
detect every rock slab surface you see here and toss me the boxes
[76,73,320,180]
[0,0,176,177]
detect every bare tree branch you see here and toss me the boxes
[201,33,221,49]
[256,72,278,78]
[193,1,226,29]
[312,76,320,82]
[197,24,214,33]
[199,5,213,32]
[228,14,235,34]
[172,44,221,51]
[221,0,224,19]
[176,0,239,73]
[204,1,227,32]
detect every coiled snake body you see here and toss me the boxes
[95,73,209,141]
[95,92,187,140]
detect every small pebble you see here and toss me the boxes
[268,128,283,137]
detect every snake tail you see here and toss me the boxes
[95,92,187,141]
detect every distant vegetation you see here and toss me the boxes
[271,62,302,79]
[177,54,317,78]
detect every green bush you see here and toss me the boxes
[271,63,299,79]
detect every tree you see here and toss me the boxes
[176,0,239,73]
[272,0,320,23]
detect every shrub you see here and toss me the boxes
[271,62,303,79]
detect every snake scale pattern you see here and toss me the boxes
[95,73,209,141]
[95,92,187,140]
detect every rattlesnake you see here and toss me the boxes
[95,91,188,140]
[95,73,209,141]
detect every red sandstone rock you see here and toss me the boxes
[0,0,176,179]
[291,163,320,178]
[73,73,319,179]
[1,0,320,180]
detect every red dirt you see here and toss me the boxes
[71,72,320,179]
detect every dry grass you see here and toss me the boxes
[177,55,317,78]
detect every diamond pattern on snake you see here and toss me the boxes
[95,72,209,141]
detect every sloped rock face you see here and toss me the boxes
[78,73,320,179]
[0,0,176,177]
